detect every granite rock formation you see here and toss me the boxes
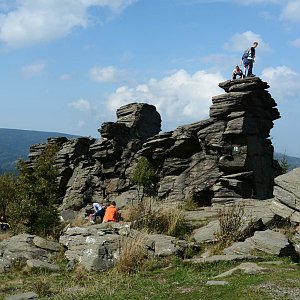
[25,77,280,210]
[139,77,280,204]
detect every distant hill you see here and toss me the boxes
[0,128,81,174]
[0,128,299,175]
[274,152,300,171]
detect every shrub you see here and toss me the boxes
[10,143,62,238]
[182,196,198,211]
[279,152,291,174]
[0,173,17,218]
[131,157,157,202]
[33,275,52,297]
[216,203,247,248]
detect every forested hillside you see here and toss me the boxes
[0,128,299,175]
[0,128,80,173]
[274,152,300,171]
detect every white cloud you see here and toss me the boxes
[280,0,300,22]
[78,120,85,128]
[0,0,136,47]
[89,66,126,83]
[224,31,271,52]
[261,66,300,101]
[234,0,282,4]
[290,38,300,48]
[20,61,45,78]
[59,74,72,80]
[107,69,225,128]
[69,98,91,112]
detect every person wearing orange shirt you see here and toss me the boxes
[102,201,118,223]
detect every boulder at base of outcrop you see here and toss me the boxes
[144,234,187,257]
[273,167,300,211]
[59,223,125,271]
[0,234,60,273]
[223,230,297,258]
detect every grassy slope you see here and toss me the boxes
[0,257,299,300]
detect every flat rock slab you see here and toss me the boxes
[206,281,228,285]
[184,254,255,263]
[214,262,269,278]
[224,230,295,257]
[183,208,219,222]
[26,259,60,272]
[192,220,220,243]
[213,199,275,225]
[270,199,300,223]
[5,292,38,300]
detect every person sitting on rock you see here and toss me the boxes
[0,215,10,232]
[232,65,244,80]
[103,201,118,223]
[90,201,105,224]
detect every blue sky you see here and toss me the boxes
[0,0,300,157]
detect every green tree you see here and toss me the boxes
[131,156,157,202]
[279,152,290,174]
[0,173,17,218]
[12,143,61,237]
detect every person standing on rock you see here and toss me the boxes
[90,201,105,224]
[243,41,258,77]
[103,201,118,223]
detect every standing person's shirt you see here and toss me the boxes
[248,47,256,60]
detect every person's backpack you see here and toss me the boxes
[242,49,249,60]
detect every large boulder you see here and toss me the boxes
[0,234,60,273]
[273,167,300,211]
[223,230,297,258]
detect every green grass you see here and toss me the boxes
[0,257,299,300]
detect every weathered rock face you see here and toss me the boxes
[140,77,280,204]
[27,103,161,210]
[25,77,280,209]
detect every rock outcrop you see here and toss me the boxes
[140,77,280,204]
[25,77,280,209]
[27,103,161,210]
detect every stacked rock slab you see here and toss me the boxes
[139,77,280,204]
[25,77,280,209]
[26,103,161,210]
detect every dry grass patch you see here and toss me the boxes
[0,231,10,242]
[116,230,148,274]
[123,199,189,238]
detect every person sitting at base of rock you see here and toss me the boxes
[90,201,105,224]
[232,65,244,80]
[102,201,118,223]
[0,215,10,232]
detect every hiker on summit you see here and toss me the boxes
[231,65,244,80]
[242,41,258,77]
